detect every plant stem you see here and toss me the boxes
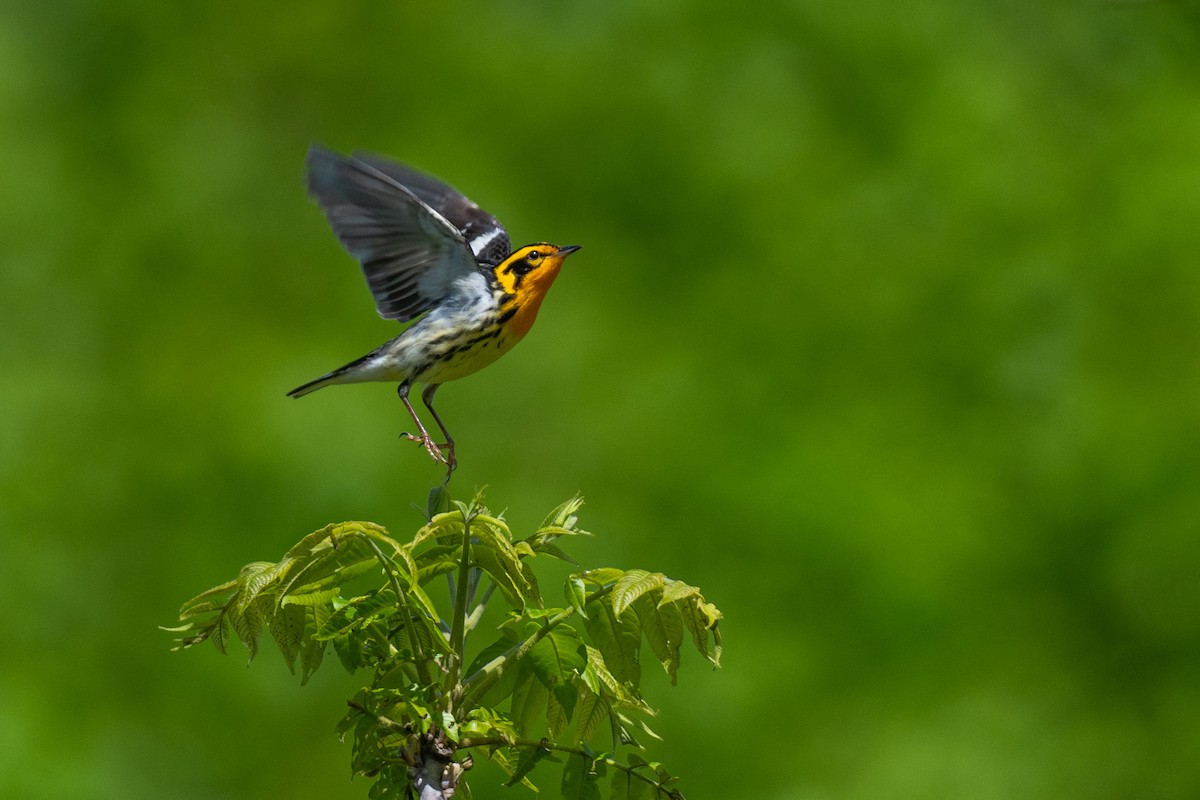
[456,736,682,799]
[363,535,432,688]
[444,505,476,707]
[458,583,615,708]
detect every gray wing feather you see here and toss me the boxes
[306,145,490,322]
[352,152,512,268]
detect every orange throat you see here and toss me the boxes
[508,261,562,338]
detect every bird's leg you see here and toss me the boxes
[398,382,449,467]
[422,384,457,474]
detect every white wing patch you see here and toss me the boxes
[468,227,504,259]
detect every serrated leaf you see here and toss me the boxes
[534,525,592,539]
[490,748,540,793]
[657,580,699,608]
[631,716,662,742]
[281,587,340,607]
[534,541,578,564]
[511,665,550,737]
[179,578,238,615]
[585,602,641,687]
[612,570,664,617]
[406,580,445,629]
[314,587,395,641]
[282,523,399,595]
[610,768,655,800]
[173,599,226,618]
[573,689,607,745]
[268,601,304,669]
[584,646,653,715]
[505,740,552,787]
[229,599,262,660]
[528,623,588,695]
[474,541,529,609]
[298,602,330,684]
[632,595,682,685]
[560,752,600,800]
[411,605,454,656]
[540,495,585,530]
[411,512,463,550]
[284,523,342,560]
[464,629,521,706]
[566,575,589,619]
[416,556,458,585]
[546,689,570,739]
[681,599,719,667]
[426,484,452,518]
[234,561,285,613]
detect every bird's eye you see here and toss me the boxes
[526,251,543,266]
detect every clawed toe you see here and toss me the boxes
[402,431,456,473]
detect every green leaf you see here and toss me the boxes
[566,575,589,619]
[463,628,521,706]
[584,646,653,715]
[283,523,343,560]
[579,568,624,588]
[546,688,570,739]
[268,601,305,670]
[298,602,330,684]
[405,580,445,630]
[229,598,262,660]
[178,578,238,616]
[281,587,340,607]
[504,740,552,787]
[560,752,601,800]
[280,522,399,598]
[657,579,699,608]
[539,495,585,530]
[426,484,451,518]
[534,541,578,564]
[612,570,664,617]
[314,587,396,641]
[235,561,287,614]
[489,748,540,793]
[585,602,641,687]
[527,622,587,731]
[528,623,588,695]
[415,556,458,585]
[610,768,655,800]
[680,598,721,667]
[511,664,550,737]
[573,688,607,745]
[632,595,682,685]
[411,511,463,550]
[474,540,529,609]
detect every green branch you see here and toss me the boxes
[444,504,477,707]
[363,535,433,688]
[458,583,615,708]
[456,736,682,799]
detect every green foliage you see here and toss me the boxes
[167,494,721,799]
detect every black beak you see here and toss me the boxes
[555,244,582,257]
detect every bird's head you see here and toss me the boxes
[493,243,581,300]
[492,243,580,338]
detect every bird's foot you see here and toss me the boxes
[401,432,457,474]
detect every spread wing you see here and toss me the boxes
[353,152,513,269]
[306,146,511,322]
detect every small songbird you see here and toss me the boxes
[289,146,580,476]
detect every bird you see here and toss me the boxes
[289,145,580,477]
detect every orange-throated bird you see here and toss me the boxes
[289,146,580,475]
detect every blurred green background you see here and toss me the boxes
[3,2,1200,798]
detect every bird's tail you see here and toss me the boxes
[287,371,340,398]
[287,351,378,398]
